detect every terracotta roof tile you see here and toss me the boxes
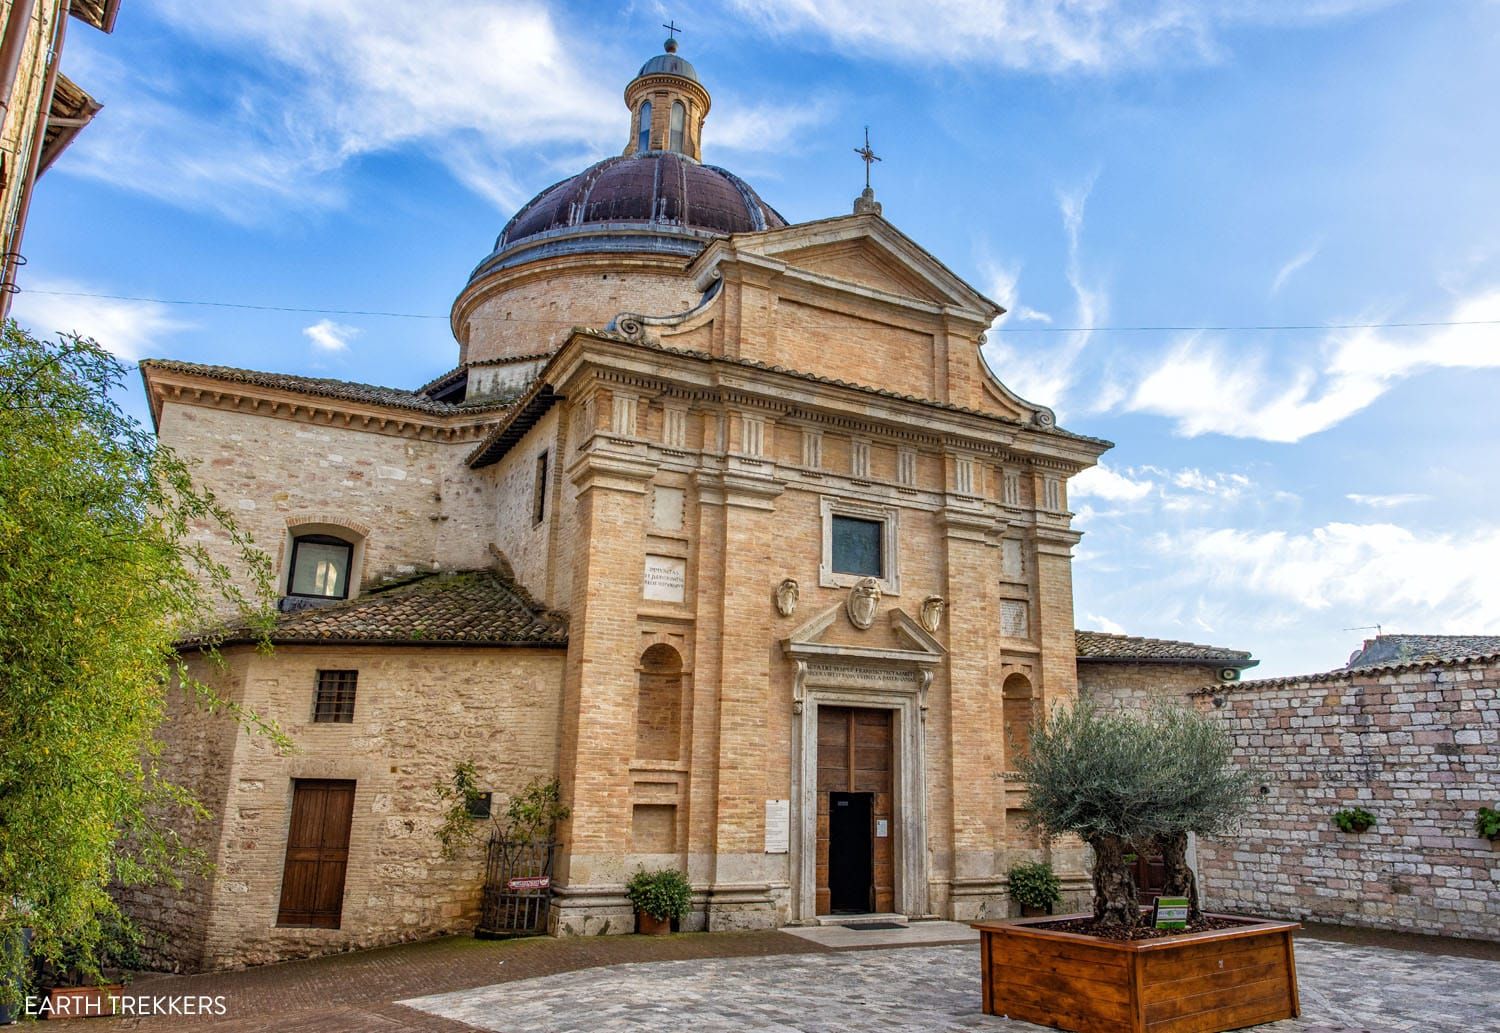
[1075,629,1254,666]
[141,359,513,417]
[216,570,568,648]
[1345,634,1500,669]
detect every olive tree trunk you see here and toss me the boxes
[1088,834,1139,932]
[1156,832,1200,921]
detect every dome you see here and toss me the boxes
[637,51,698,82]
[467,152,786,281]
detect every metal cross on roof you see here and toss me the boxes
[854,126,881,190]
[662,20,682,41]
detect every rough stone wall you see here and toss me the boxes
[155,403,493,601]
[115,652,252,971]
[1192,657,1500,941]
[1077,661,1225,709]
[486,407,560,605]
[125,644,566,971]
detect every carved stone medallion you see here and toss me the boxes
[919,595,945,634]
[846,577,882,630]
[775,577,799,618]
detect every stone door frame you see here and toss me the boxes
[784,606,944,923]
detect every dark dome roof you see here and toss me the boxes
[638,51,698,82]
[469,153,786,281]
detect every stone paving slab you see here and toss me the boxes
[403,937,1499,1033]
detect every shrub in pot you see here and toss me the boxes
[625,868,692,935]
[1007,861,1061,916]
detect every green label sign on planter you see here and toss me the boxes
[1153,897,1190,930]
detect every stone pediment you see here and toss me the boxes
[783,603,947,668]
[710,214,1002,321]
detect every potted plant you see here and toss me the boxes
[625,868,692,935]
[1007,861,1061,917]
[972,700,1300,1033]
[1333,806,1376,834]
[34,911,139,1021]
[1476,805,1500,842]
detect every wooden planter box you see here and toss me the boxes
[44,984,124,1020]
[972,913,1300,1033]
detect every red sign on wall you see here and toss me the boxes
[507,875,551,892]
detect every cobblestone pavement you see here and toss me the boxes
[404,937,1499,1033]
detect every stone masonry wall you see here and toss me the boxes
[1192,656,1499,941]
[126,644,566,971]
[1078,660,1227,709]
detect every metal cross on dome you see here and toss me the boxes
[662,20,682,41]
[855,126,881,190]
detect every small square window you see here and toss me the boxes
[831,516,883,577]
[466,792,493,819]
[289,534,353,599]
[313,670,358,723]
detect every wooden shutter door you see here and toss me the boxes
[277,779,356,928]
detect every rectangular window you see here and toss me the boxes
[466,791,493,819]
[313,670,358,723]
[533,451,549,524]
[288,536,352,599]
[831,516,883,577]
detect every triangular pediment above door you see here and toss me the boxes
[783,602,947,666]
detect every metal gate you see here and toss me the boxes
[477,835,555,937]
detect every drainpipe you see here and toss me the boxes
[0,0,40,120]
[0,0,63,315]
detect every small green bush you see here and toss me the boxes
[1333,807,1376,833]
[1476,806,1500,840]
[625,868,692,921]
[1007,862,1061,911]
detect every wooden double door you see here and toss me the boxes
[277,779,355,928]
[815,707,894,915]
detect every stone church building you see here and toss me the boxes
[131,40,1252,970]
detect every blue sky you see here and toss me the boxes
[14,0,1500,678]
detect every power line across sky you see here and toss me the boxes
[20,288,1500,335]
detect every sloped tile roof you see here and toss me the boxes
[1075,629,1255,666]
[141,359,512,416]
[1345,634,1500,669]
[218,570,568,648]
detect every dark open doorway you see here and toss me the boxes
[828,790,874,913]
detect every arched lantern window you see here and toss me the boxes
[669,101,686,153]
[637,100,652,152]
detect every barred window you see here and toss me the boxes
[313,670,358,723]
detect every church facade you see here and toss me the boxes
[129,41,1247,971]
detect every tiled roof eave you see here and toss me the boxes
[1201,649,1500,694]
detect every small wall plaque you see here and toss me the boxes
[765,799,789,854]
[643,554,686,602]
[875,819,889,838]
[1152,896,1190,930]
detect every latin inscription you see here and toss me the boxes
[643,554,686,602]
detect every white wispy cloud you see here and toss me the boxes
[10,280,192,360]
[58,1,831,219]
[1084,613,1127,635]
[1071,462,1154,502]
[302,319,360,352]
[725,1,1393,73]
[1346,492,1430,508]
[981,175,1104,410]
[1157,521,1500,630]
[1270,242,1320,294]
[1123,287,1500,442]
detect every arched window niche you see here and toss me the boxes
[637,100,653,153]
[669,101,686,153]
[1002,674,1035,767]
[281,522,367,608]
[635,643,685,761]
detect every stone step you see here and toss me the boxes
[813,912,909,928]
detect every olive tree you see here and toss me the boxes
[0,326,280,1003]
[1016,699,1256,933]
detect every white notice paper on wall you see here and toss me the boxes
[876,819,889,838]
[765,799,790,853]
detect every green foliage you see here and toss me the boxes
[1006,861,1061,910]
[1476,806,1500,840]
[0,326,280,1004]
[1017,699,1257,931]
[624,868,692,922]
[435,768,570,859]
[1333,807,1376,833]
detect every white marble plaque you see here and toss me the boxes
[1001,600,1030,638]
[765,799,790,853]
[875,819,889,839]
[642,554,686,602]
[652,486,684,531]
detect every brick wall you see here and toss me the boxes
[1192,656,1499,941]
[1078,660,1226,708]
